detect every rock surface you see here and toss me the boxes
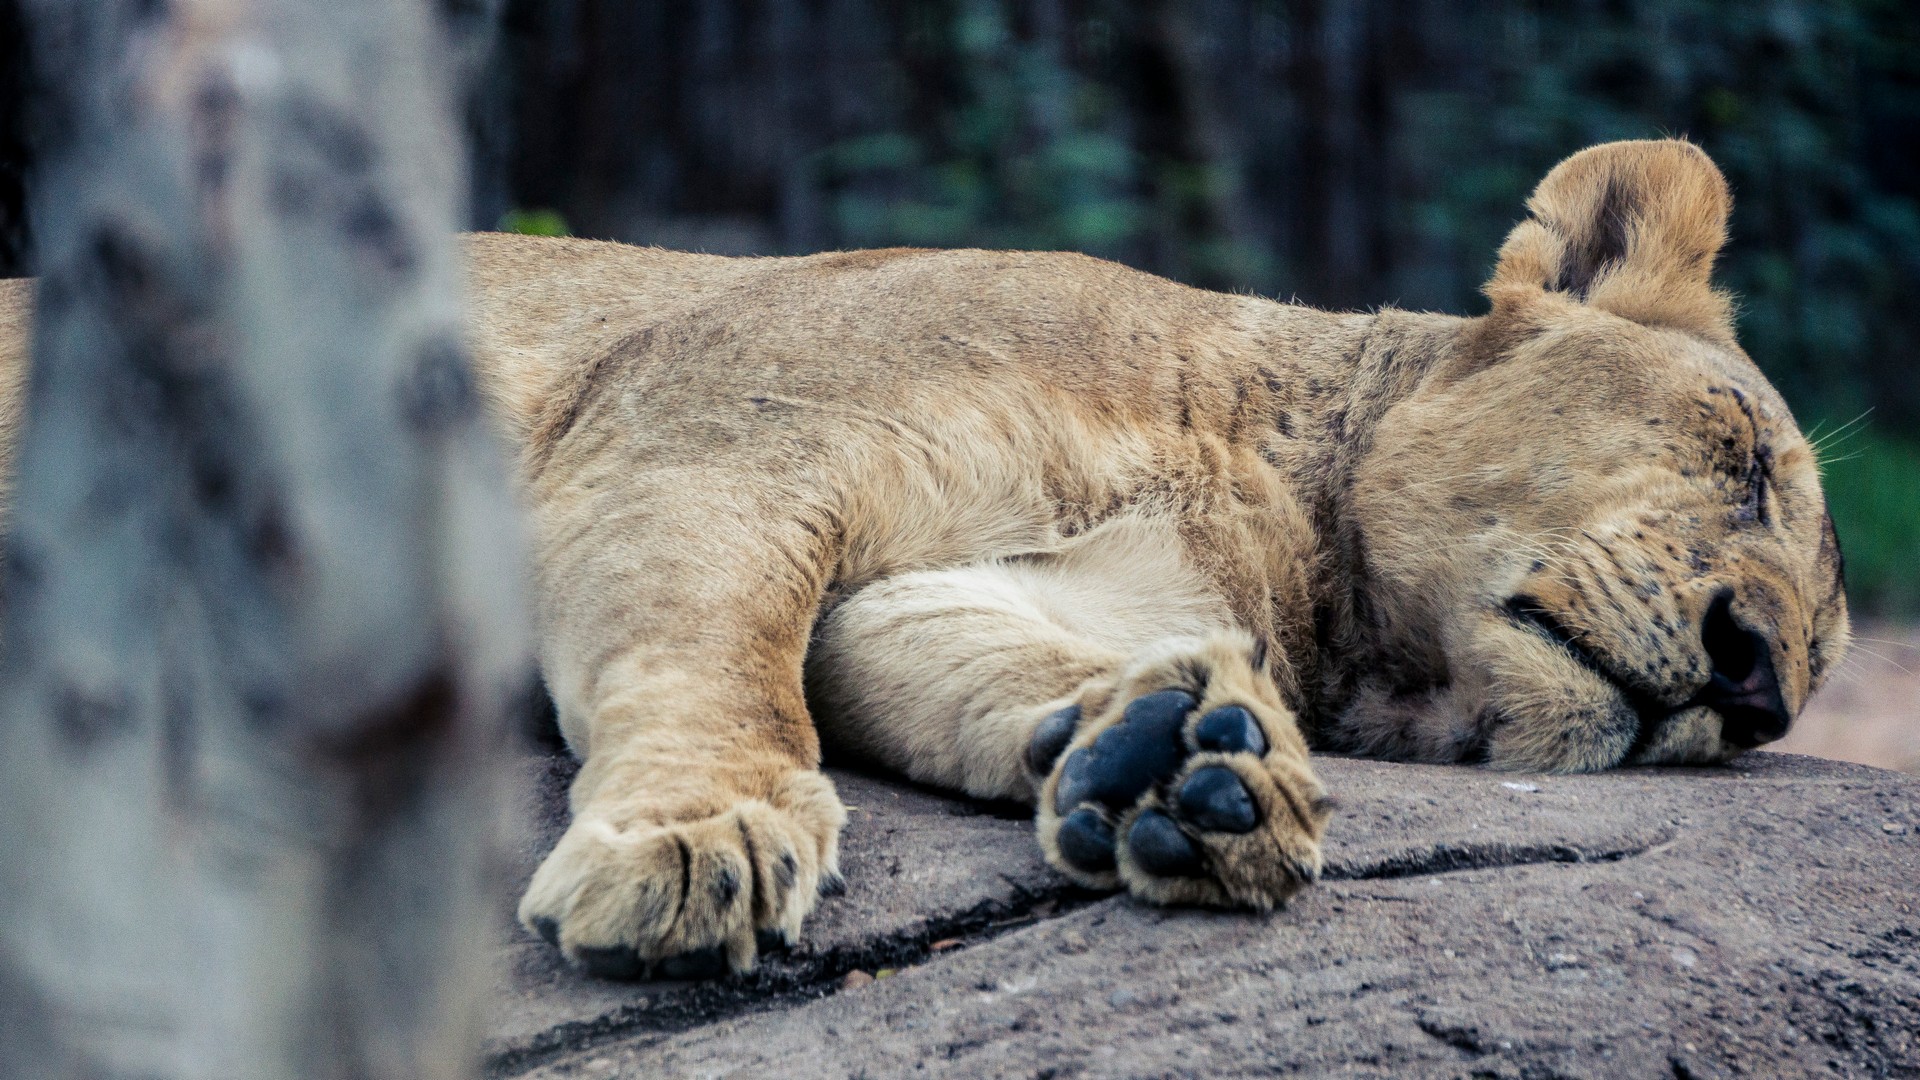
[488,750,1920,1079]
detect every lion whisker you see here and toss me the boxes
[1838,643,1917,677]
[1845,635,1920,651]
[1807,409,1874,462]
[1821,666,1867,691]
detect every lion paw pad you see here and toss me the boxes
[1051,689,1196,815]
[1192,705,1267,756]
[1038,691,1273,872]
[1056,807,1118,871]
[1033,670,1327,909]
[1026,703,1082,775]
[1128,808,1206,876]
[1175,765,1259,833]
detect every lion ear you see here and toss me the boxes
[1485,139,1733,336]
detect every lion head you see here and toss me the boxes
[1343,140,1849,772]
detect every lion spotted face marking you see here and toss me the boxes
[0,140,1851,975]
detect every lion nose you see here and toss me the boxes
[1694,590,1791,747]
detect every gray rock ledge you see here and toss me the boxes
[489,751,1919,1079]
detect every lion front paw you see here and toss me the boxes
[1030,631,1330,909]
[517,769,845,979]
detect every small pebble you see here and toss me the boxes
[930,938,962,952]
[1883,822,1909,836]
[841,970,874,990]
[1109,988,1139,1008]
[1501,781,1540,793]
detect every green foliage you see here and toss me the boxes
[821,2,1144,259]
[1817,423,1920,616]
[498,208,570,237]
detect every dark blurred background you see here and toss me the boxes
[2,0,1915,612]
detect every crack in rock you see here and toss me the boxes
[1324,829,1675,881]
[1415,1016,1490,1056]
[491,830,1674,1076]
[486,883,1103,1078]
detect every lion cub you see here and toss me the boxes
[467,141,1842,975]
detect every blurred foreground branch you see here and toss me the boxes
[0,2,527,1077]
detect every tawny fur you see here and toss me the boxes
[0,277,31,513]
[0,141,1849,975]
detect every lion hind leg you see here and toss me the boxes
[808,514,1330,910]
[806,512,1226,801]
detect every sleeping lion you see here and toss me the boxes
[0,139,1852,980]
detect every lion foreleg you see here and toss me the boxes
[516,484,846,978]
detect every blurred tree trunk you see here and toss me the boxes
[0,2,527,1078]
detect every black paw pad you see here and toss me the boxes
[1054,748,1098,814]
[576,944,646,981]
[756,927,790,955]
[1129,809,1205,877]
[1053,689,1196,814]
[655,946,730,981]
[1027,704,1081,775]
[531,916,559,947]
[1056,807,1117,872]
[1176,766,1259,834]
[1193,705,1267,756]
